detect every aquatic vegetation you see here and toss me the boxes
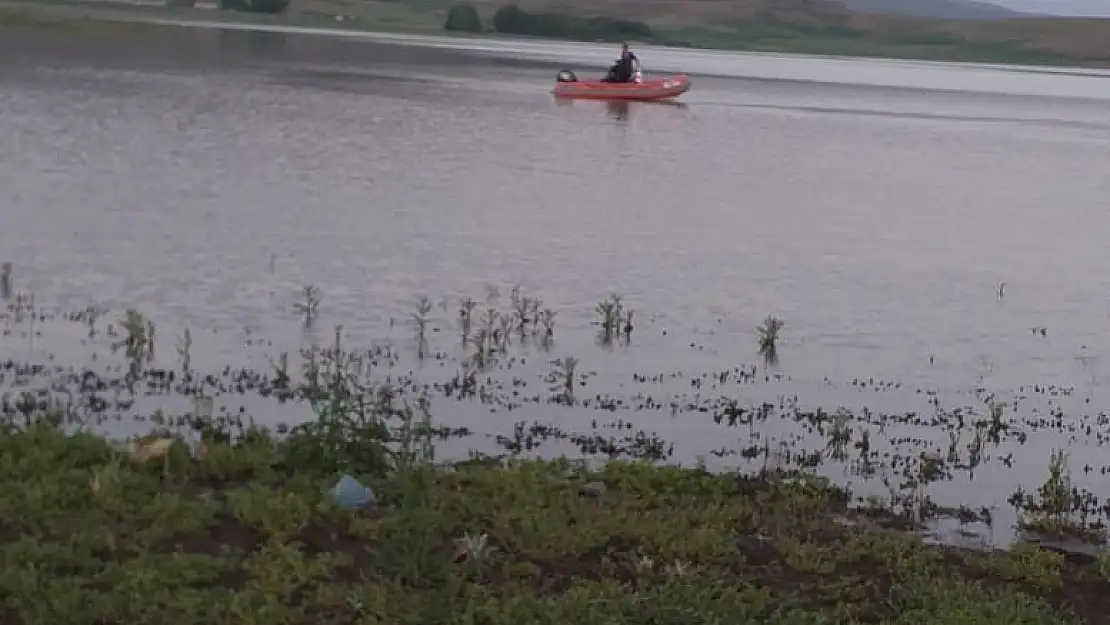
[548,356,579,406]
[824,408,852,461]
[538,307,557,345]
[6,285,1110,562]
[1011,449,1107,543]
[269,350,291,393]
[451,288,562,367]
[294,284,321,328]
[509,284,537,338]
[757,314,783,363]
[595,293,632,347]
[984,398,1008,443]
[0,262,10,300]
[176,327,193,375]
[458,296,477,345]
[113,309,154,366]
[290,327,434,477]
[411,295,432,359]
[5,292,33,325]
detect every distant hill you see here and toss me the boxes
[996,0,1110,17]
[292,0,1110,66]
[838,0,1023,19]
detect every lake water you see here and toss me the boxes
[5,23,1110,546]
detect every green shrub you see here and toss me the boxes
[221,0,291,13]
[246,0,291,14]
[444,4,483,33]
[491,4,527,33]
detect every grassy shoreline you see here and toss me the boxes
[0,0,1103,70]
[1,287,1110,621]
[5,419,1110,624]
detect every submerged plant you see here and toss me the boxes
[757,315,784,364]
[146,318,157,363]
[1034,450,1073,522]
[538,308,557,342]
[286,326,434,477]
[470,308,502,366]
[9,292,31,324]
[411,295,432,360]
[451,355,479,400]
[23,293,35,345]
[854,428,874,476]
[458,297,477,345]
[548,356,579,405]
[595,294,629,346]
[824,409,852,461]
[966,426,985,473]
[985,399,1007,442]
[451,287,561,357]
[114,309,152,366]
[83,305,103,340]
[472,330,491,370]
[294,285,321,328]
[177,327,192,375]
[270,351,290,392]
[479,307,498,344]
[1011,449,1103,542]
[510,284,541,339]
[0,262,10,300]
[497,314,513,352]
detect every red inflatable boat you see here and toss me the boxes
[552,70,691,102]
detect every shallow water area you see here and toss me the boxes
[4,25,1110,550]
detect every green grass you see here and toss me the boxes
[0,3,152,31]
[3,418,1110,625]
[655,27,1079,67]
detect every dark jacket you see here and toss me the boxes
[611,51,639,81]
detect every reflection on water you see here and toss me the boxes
[216,28,290,58]
[553,97,691,123]
[606,100,630,121]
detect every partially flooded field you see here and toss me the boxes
[4,269,1110,556]
[6,29,1110,591]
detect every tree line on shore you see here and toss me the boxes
[444,3,655,43]
[169,0,291,14]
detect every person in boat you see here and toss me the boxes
[602,42,640,83]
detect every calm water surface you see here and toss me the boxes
[4,26,1110,544]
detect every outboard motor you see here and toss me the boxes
[556,69,577,83]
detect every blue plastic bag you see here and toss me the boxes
[330,474,377,510]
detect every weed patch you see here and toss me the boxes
[2,420,1109,624]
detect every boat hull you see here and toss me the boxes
[552,74,691,102]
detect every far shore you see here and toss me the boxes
[5,0,1110,72]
